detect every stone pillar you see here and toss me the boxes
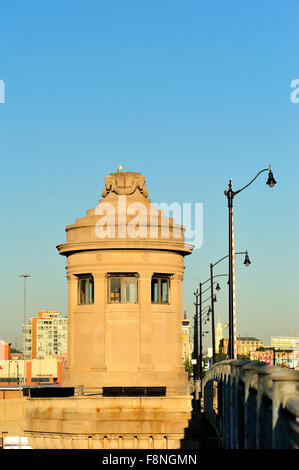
[64,274,77,380]
[172,273,185,374]
[91,272,107,372]
[242,362,263,449]
[138,272,154,371]
[271,369,299,449]
[256,366,276,449]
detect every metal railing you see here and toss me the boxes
[202,360,299,449]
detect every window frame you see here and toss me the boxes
[107,273,138,304]
[151,274,171,304]
[77,274,94,305]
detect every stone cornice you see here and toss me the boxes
[57,240,193,256]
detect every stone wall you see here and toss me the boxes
[24,395,192,449]
[0,398,26,439]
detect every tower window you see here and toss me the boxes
[151,275,170,304]
[108,274,137,304]
[77,274,94,305]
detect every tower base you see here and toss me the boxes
[24,394,192,449]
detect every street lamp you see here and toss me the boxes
[243,251,251,267]
[199,279,223,368]
[224,166,276,360]
[209,251,250,364]
[19,273,31,386]
[193,290,199,382]
[193,291,211,383]
[198,303,210,399]
[266,170,277,188]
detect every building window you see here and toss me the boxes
[77,274,94,305]
[108,274,137,304]
[151,275,170,304]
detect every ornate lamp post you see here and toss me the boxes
[193,290,199,382]
[224,166,276,360]
[209,251,250,363]
[197,251,250,366]
[199,302,211,398]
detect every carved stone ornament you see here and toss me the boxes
[102,171,149,198]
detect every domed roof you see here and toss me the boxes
[57,169,193,256]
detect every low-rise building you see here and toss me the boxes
[237,337,263,355]
[0,341,11,360]
[271,336,299,351]
[219,336,263,356]
[0,356,65,389]
[250,348,299,369]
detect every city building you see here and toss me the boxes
[182,308,193,361]
[237,337,263,355]
[11,353,22,360]
[219,336,263,356]
[24,169,194,449]
[0,357,65,388]
[215,317,223,354]
[22,311,68,359]
[250,348,299,369]
[219,338,228,355]
[0,341,11,360]
[271,336,299,351]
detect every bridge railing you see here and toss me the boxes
[202,360,299,449]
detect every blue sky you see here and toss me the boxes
[0,0,298,349]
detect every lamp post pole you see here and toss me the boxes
[210,251,250,362]
[224,166,276,359]
[199,295,211,399]
[209,264,216,365]
[197,248,250,382]
[19,273,31,386]
[199,275,226,366]
[199,283,203,387]
[193,289,199,382]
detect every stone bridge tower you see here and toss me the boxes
[25,169,194,449]
[57,169,193,389]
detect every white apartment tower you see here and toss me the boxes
[22,311,68,359]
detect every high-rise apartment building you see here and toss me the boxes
[22,311,68,359]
